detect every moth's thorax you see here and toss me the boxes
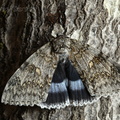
[59,50,69,63]
[52,37,70,62]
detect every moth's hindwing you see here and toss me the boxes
[65,59,94,106]
[1,43,58,107]
[42,60,70,109]
[69,39,120,97]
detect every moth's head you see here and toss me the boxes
[52,37,70,55]
[51,36,70,63]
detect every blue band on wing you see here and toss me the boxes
[44,60,69,107]
[44,59,94,108]
[49,79,68,93]
[69,80,84,91]
[65,59,94,103]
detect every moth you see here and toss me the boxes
[1,37,120,109]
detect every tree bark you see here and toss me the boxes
[0,0,120,120]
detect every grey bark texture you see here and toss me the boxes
[0,0,120,120]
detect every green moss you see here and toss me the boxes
[3,10,6,15]
[0,10,6,15]
[0,43,3,50]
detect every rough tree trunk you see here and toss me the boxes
[0,0,120,120]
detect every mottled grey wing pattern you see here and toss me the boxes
[69,39,120,97]
[1,43,58,107]
[1,38,120,109]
